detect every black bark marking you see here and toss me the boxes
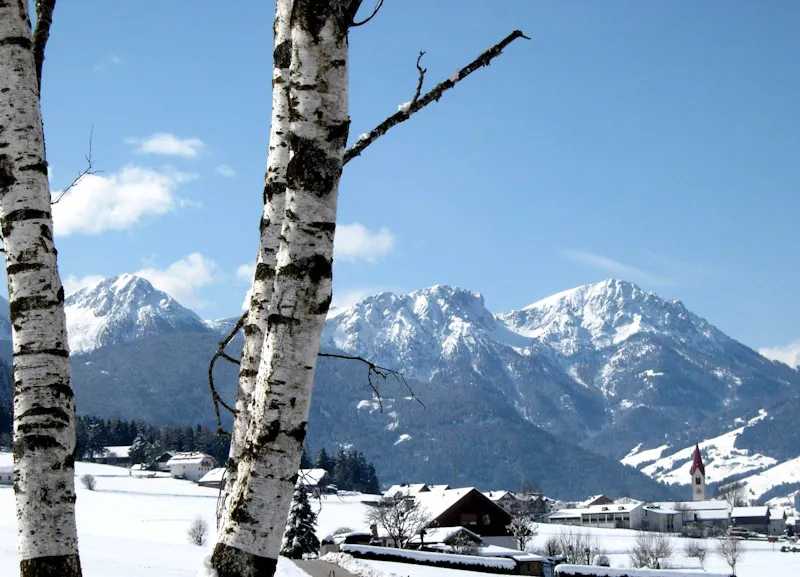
[13,434,63,458]
[210,542,278,577]
[263,180,285,205]
[17,406,70,421]
[0,154,16,191]
[6,262,44,275]
[267,313,300,329]
[308,220,336,234]
[19,161,48,175]
[0,35,32,49]
[15,347,69,358]
[278,254,333,284]
[8,295,60,322]
[286,136,341,197]
[20,554,82,577]
[2,208,50,238]
[18,420,67,434]
[311,293,333,316]
[254,262,274,282]
[287,423,307,444]
[273,39,292,70]
[326,120,351,149]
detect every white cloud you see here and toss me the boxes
[759,341,800,368]
[62,274,105,296]
[335,223,396,263]
[215,164,236,178]
[134,253,220,308]
[236,263,256,282]
[561,249,673,286]
[331,288,376,310]
[125,133,205,158]
[51,165,194,236]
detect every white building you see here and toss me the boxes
[165,452,217,482]
[0,466,12,485]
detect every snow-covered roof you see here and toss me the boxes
[483,490,512,501]
[731,506,769,518]
[546,508,585,519]
[429,484,451,491]
[694,509,730,521]
[0,466,12,473]
[582,502,642,514]
[651,500,728,512]
[104,445,131,458]
[297,468,329,487]
[413,487,484,522]
[643,505,680,515]
[198,467,226,485]
[406,526,482,545]
[475,544,546,562]
[165,452,215,466]
[384,483,429,498]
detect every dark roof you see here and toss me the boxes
[689,444,705,477]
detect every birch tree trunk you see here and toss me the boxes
[0,2,82,576]
[225,0,292,498]
[210,1,358,574]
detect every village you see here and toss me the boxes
[20,441,794,577]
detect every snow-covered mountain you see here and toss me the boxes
[65,274,212,354]
[322,279,800,453]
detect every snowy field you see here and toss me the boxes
[2,453,800,576]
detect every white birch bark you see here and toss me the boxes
[0,2,82,576]
[225,0,292,496]
[210,2,355,574]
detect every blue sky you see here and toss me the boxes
[16,1,800,362]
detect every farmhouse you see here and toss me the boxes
[414,487,515,548]
[641,504,682,533]
[197,467,226,489]
[484,491,551,519]
[579,502,643,530]
[153,451,176,472]
[165,452,216,482]
[0,466,12,485]
[731,505,770,535]
[298,468,331,493]
[384,483,431,498]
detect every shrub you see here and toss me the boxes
[81,474,96,491]
[188,516,208,546]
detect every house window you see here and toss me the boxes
[695,478,701,485]
[482,514,491,525]
[460,513,477,526]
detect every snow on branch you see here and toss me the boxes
[343,29,529,166]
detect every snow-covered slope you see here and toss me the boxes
[622,411,776,487]
[65,274,211,354]
[322,279,800,452]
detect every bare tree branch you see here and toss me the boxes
[412,51,426,104]
[318,352,424,411]
[207,312,247,437]
[344,29,529,166]
[32,0,57,92]
[51,126,102,205]
[351,0,384,27]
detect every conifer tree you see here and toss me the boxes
[280,485,320,559]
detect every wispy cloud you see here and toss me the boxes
[759,341,800,368]
[63,254,221,308]
[135,253,220,308]
[331,288,377,310]
[125,133,205,158]
[93,53,122,73]
[561,249,674,286]
[51,165,196,236]
[236,263,255,282]
[335,223,396,263]
[215,164,236,178]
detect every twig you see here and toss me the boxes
[207,312,247,437]
[344,30,529,166]
[351,0,385,27]
[52,126,103,204]
[32,0,56,92]
[412,51,426,104]
[318,352,424,411]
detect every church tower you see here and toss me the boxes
[689,444,706,501]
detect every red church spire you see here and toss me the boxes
[689,444,705,476]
